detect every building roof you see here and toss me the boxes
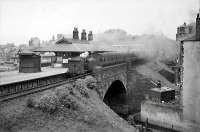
[55,37,90,44]
[34,36,137,53]
[56,37,72,44]
[68,39,90,44]
[34,36,97,52]
[151,87,174,93]
[34,43,94,52]
[19,49,40,56]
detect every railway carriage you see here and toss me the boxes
[67,51,134,75]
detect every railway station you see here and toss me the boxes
[34,28,96,59]
[1,1,199,131]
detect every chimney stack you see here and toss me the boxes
[88,31,93,41]
[73,27,79,40]
[196,13,200,40]
[81,29,87,40]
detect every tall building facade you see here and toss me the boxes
[175,12,198,87]
[176,10,200,125]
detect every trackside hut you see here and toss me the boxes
[19,50,41,73]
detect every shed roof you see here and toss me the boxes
[19,49,40,56]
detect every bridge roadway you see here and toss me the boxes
[0,59,133,102]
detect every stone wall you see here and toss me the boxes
[94,63,127,99]
[141,101,183,131]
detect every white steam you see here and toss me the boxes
[93,29,177,62]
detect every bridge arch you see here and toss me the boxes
[103,80,127,108]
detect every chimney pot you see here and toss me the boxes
[81,29,87,40]
[88,31,93,41]
[73,27,79,40]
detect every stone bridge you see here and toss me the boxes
[93,62,130,100]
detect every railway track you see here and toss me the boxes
[0,73,91,102]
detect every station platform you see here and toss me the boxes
[0,67,68,86]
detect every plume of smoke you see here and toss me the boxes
[94,29,133,44]
[130,34,177,62]
[188,9,198,23]
[93,29,177,62]
[183,41,200,125]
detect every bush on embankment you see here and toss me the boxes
[38,91,59,113]
[26,76,97,113]
[84,76,97,90]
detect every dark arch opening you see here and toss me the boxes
[103,80,127,116]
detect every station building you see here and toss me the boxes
[34,28,97,66]
[34,28,94,58]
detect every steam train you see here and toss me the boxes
[67,51,135,76]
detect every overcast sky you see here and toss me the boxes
[0,0,199,45]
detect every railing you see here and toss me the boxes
[0,73,92,102]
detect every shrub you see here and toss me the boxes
[84,76,97,90]
[74,79,89,98]
[38,91,59,113]
[55,84,79,110]
[74,79,86,89]
[26,97,41,108]
[67,83,76,96]
[26,98,35,108]
[55,84,72,101]
[60,95,79,110]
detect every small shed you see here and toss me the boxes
[148,87,175,103]
[19,50,41,73]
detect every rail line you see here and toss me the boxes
[0,73,91,102]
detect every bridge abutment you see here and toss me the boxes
[93,63,128,99]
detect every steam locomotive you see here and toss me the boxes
[68,51,135,76]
